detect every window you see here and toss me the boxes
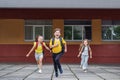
[64,20,92,41]
[102,20,120,41]
[25,20,52,41]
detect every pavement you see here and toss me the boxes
[0,63,120,80]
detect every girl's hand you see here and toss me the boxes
[49,50,51,53]
[51,44,58,48]
[26,54,29,57]
[55,43,59,47]
[90,55,92,58]
[77,52,81,57]
[77,54,80,57]
[64,48,67,53]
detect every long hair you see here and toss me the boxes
[79,39,89,51]
[83,39,89,46]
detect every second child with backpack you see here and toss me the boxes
[26,35,51,73]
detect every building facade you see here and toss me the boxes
[0,0,120,63]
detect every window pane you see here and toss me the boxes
[25,26,33,40]
[84,26,92,40]
[102,26,112,40]
[73,26,82,40]
[35,27,43,39]
[113,26,120,40]
[44,26,52,40]
[64,26,72,40]
[64,26,92,40]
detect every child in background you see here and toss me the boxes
[26,35,51,73]
[77,39,92,72]
[49,28,67,77]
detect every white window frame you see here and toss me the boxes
[64,25,91,41]
[25,25,52,41]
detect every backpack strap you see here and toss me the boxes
[88,45,91,52]
[35,42,44,50]
[81,45,91,53]
[59,37,63,47]
[52,37,63,47]
[52,38,55,45]
[81,45,85,53]
[41,42,44,50]
[35,42,38,50]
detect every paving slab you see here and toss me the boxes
[0,64,120,80]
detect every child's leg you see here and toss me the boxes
[81,55,85,68]
[55,52,63,74]
[35,53,43,73]
[38,57,43,70]
[52,54,58,77]
[83,55,89,70]
[35,53,39,68]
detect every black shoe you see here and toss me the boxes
[55,72,58,77]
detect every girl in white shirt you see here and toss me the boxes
[78,39,92,72]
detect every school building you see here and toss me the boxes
[0,0,120,64]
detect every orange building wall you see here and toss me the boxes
[92,19,102,44]
[53,19,64,36]
[0,19,25,44]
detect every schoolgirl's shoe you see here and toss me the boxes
[39,69,42,73]
[83,69,87,72]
